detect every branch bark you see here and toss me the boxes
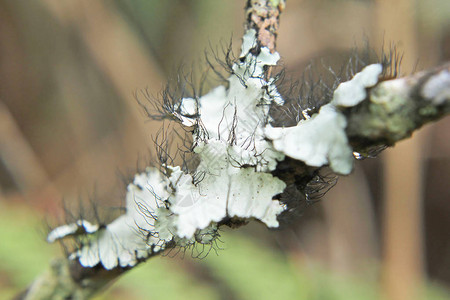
[346,62,450,150]
[15,259,125,300]
[245,0,285,53]
[273,63,449,214]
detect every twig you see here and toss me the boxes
[245,0,285,53]
[346,62,450,150]
[14,259,125,300]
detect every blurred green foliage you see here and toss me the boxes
[0,205,58,299]
[1,205,449,300]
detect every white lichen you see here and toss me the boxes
[50,168,171,269]
[166,141,286,238]
[48,30,388,269]
[331,64,382,107]
[240,29,258,57]
[166,30,287,237]
[422,69,450,105]
[265,104,354,175]
[47,220,99,243]
[264,64,385,174]
[49,30,289,269]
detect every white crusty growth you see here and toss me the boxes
[265,104,354,174]
[422,68,450,105]
[47,220,99,243]
[48,29,289,268]
[169,29,287,238]
[265,64,383,175]
[332,64,382,107]
[48,32,385,269]
[49,168,171,269]
[166,142,286,238]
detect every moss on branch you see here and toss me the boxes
[345,63,450,150]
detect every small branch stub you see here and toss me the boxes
[245,0,285,53]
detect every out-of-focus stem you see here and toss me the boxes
[245,0,285,53]
[15,258,126,300]
[374,1,425,298]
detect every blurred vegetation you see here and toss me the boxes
[1,205,449,300]
[0,0,449,299]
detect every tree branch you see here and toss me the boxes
[346,63,450,150]
[272,63,449,217]
[15,259,125,300]
[245,0,285,53]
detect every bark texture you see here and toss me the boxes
[245,0,285,53]
[346,63,450,151]
[15,259,126,300]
